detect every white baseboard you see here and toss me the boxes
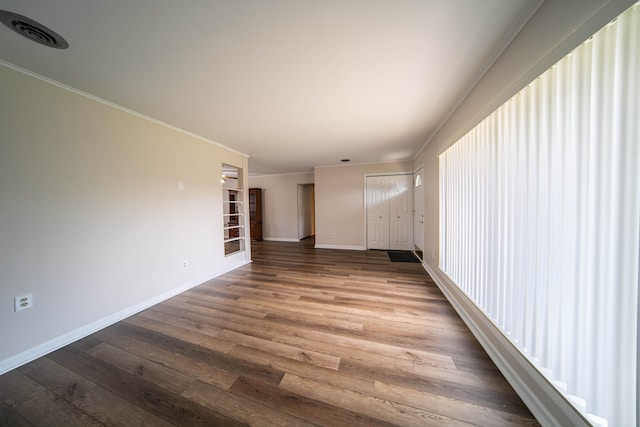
[263,237,300,242]
[422,262,590,427]
[0,259,250,375]
[314,244,366,250]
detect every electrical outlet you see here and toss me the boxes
[431,250,435,259]
[14,293,33,312]
[332,232,337,239]
[182,260,188,269]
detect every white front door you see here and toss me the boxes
[366,176,389,249]
[413,167,424,254]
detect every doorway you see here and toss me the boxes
[297,184,315,240]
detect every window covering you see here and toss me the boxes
[439,3,639,425]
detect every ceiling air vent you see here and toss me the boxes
[0,10,68,49]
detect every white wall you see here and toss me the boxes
[248,172,314,241]
[314,161,413,250]
[0,64,250,372]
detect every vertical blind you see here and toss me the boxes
[439,3,639,426]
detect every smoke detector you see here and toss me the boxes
[0,10,68,49]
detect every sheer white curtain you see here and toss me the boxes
[439,3,639,426]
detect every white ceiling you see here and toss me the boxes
[0,0,542,175]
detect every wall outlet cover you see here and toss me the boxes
[14,293,33,312]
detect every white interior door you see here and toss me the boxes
[366,176,389,249]
[389,174,413,250]
[414,168,424,253]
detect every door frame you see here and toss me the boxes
[297,183,314,240]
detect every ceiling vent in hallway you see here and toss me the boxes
[0,10,68,49]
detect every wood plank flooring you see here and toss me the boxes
[0,238,539,426]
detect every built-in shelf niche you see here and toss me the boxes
[222,164,244,256]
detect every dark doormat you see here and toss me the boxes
[387,251,420,263]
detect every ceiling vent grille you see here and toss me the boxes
[0,10,68,49]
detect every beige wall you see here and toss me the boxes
[0,64,249,371]
[314,161,413,249]
[248,172,314,241]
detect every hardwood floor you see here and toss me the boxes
[0,238,539,426]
